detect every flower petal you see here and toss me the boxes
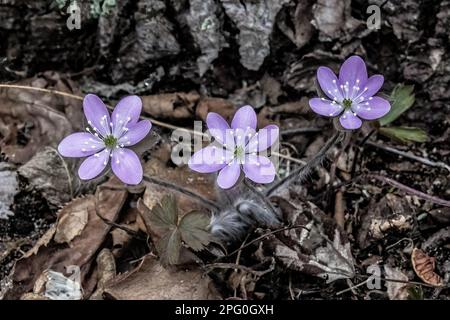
[339,110,362,130]
[247,125,279,153]
[231,105,257,130]
[112,95,142,136]
[352,96,391,120]
[83,94,111,137]
[206,112,230,145]
[217,161,241,189]
[242,155,275,184]
[78,149,110,180]
[118,120,151,146]
[233,127,256,150]
[58,132,105,157]
[358,75,384,101]
[317,66,344,101]
[111,148,143,185]
[309,98,344,117]
[339,56,368,95]
[188,146,232,173]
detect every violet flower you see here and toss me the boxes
[58,94,151,185]
[188,105,279,189]
[309,55,391,130]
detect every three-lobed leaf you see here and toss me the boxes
[379,84,415,126]
[138,195,212,266]
[379,126,428,143]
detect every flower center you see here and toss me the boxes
[103,135,118,149]
[342,98,352,108]
[234,145,244,159]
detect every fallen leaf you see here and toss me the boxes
[53,206,89,244]
[4,179,127,299]
[411,248,444,287]
[384,265,410,300]
[0,162,19,219]
[18,147,72,207]
[268,198,355,282]
[104,256,220,300]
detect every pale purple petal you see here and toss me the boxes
[217,161,241,189]
[112,95,142,136]
[231,105,257,130]
[246,125,279,153]
[309,98,344,117]
[352,96,391,120]
[242,155,275,184]
[58,132,105,157]
[83,94,111,137]
[78,149,110,180]
[118,120,151,146]
[206,112,230,145]
[339,56,368,93]
[317,66,344,101]
[353,75,384,103]
[188,146,232,173]
[111,148,143,185]
[233,127,256,149]
[339,110,362,130]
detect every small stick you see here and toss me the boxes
[366,140,450,172]
[265,131,344,197]
[280,127,321,136]
[142,175,220,211]
[0,83,306,166]
[366,174,450,207]
[221,224,309,259]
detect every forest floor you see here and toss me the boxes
[0,0,449,300]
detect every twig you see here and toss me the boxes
[205,260,275,277]
[280,127,321,136]
[265,131,344,197]
[94,203,146,241]
[221,224,309,259]
[142,175,220,211]
[0,83,307,166]
[366,140,450,172]
[334,189,345,228]
[365,174,450,207]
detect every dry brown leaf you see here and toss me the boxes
[0,72,82,163]
[4,179,127,299]
[104,256,220,300]
[18,147,73,207]
[90,249,116,300]
[384,265,410,300]
[412,248,444,287]
[54,206,89,244]
[141,92,199,120]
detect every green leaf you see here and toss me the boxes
[379,126,428,143]
[379,84,415,126]
[157,228,182,266]
[179,211,213,252]
[137,195,212,266]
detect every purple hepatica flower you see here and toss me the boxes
[188,105,279,189]
[58,94,151,185]
[309,55,391,130]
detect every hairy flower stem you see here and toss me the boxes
[244,179,280,220]
[142,175,220,212]
[266,131,344,197]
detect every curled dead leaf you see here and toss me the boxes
[54,207,89,244]
[412,248,444,287]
